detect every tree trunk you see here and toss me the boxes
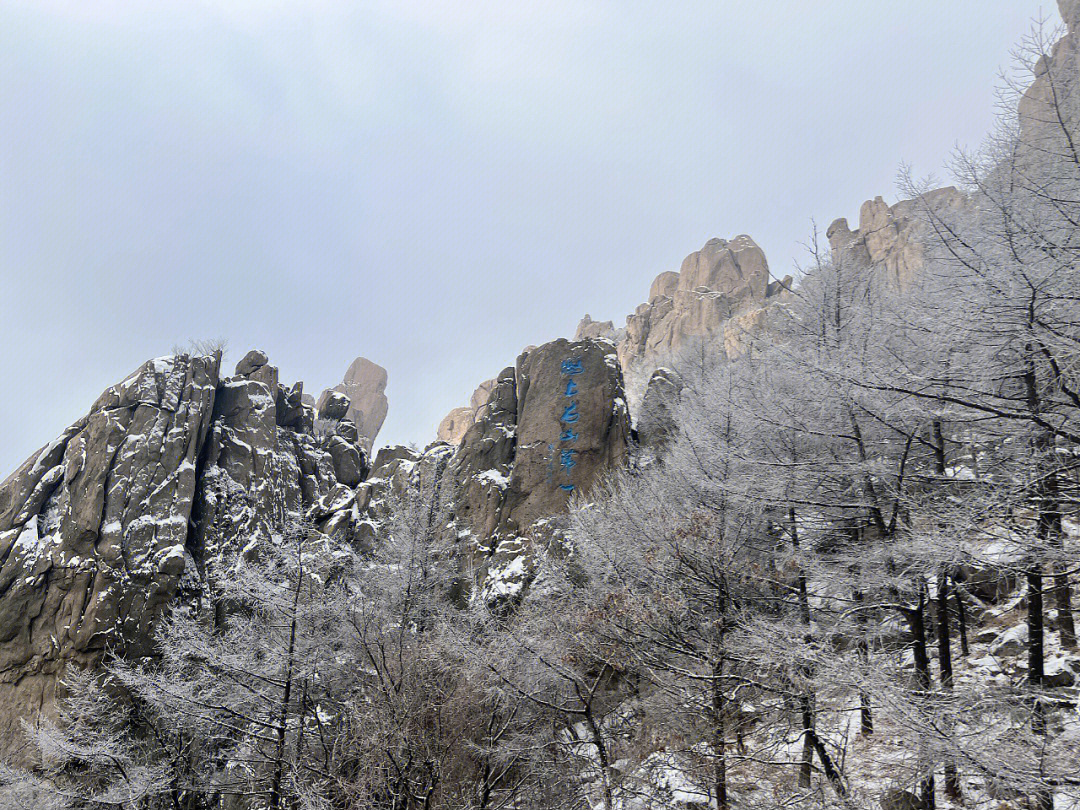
[910,583,935,810]
[583,701,614,810]
[713,584,729,810]
[852,581,873,736]
[798,695,814,788]
[936,573,960,800]
[1028,568,1055,810]
[953,580,969,657]
[790,508,816,789]
[270,556,304,810]
[1045,464,1076,648]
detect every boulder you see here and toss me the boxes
[327,436,364,487]
[880,790,921,810]
[318,357,388,451]
[0,354,220,756]
[1045,657,1076,688]
[450,367,520,547]
[502,338,630,531]
[235,349,268,376]
[320,391,351,421]
[372,444,422,475]
[336,419,360,443]
[989,625,1028,657]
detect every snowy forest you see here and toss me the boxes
[4,13,1080,810]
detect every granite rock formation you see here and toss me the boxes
[317,356,388,451]
[0,355,220,753]
[436,377,497,444]
[574,314,618,341]
[445,338,631,600]
[0,332,636,754]
[826,187,967,290]
[571,237,792,392]
[0,350,377,758]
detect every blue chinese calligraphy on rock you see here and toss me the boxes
[560,428,579,443]
[560,358,584,376]
[559,449,578,470]
[560,402,580,424]
[564,379,579,397]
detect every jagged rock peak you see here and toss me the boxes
[436,377,497,445]
[574,314,617,341]
[317,356,388,452]
[0,348,382,759]
[601,235,790,374]
[0,353,221,754]
[826,188,966,289]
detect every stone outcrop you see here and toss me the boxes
[1013,0,1080,168]
[574,314,617,341]
[445,338,631,600]
[0,354,220,753]
[0,329,637,754]
[826,188,967,289]
[436,377,497,444]
[572,237,792,395]
[620,236,777,369]
[317,357,388,452]
[0,350,377,758]
[636,367,684,452]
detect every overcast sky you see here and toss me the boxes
[0,0,1062,475]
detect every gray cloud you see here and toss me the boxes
[0,0,1060,474]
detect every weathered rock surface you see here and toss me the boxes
[444,339,631,601]
[319,391,351,422]
[437,407,478,446]
[572,237,792,401]
[0,354,220,753]
[637,367,683,452]
[0,329,632,756]
[501,340,629,531]
[436,377,497,444]
[618,235,783,370]
[826,188,967,290]
[574,314,617,341]
[317,357,388,452]
[0,349,379,758]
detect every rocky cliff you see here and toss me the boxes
[0,349,376,756]
[430,235,791,443]
[436,377,496,444]
[0,335,633,756]
[826,187,967,289]
[317,356,388,452]
[609,236,793,377]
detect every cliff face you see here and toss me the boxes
[447,338,631,601]
[0,351,375,757]
[430,235,791,444]
[317,356,389,452]
[826,187,968,289]
[615,235,791,373]
[0,354,220,752]
[0,334,634,755]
